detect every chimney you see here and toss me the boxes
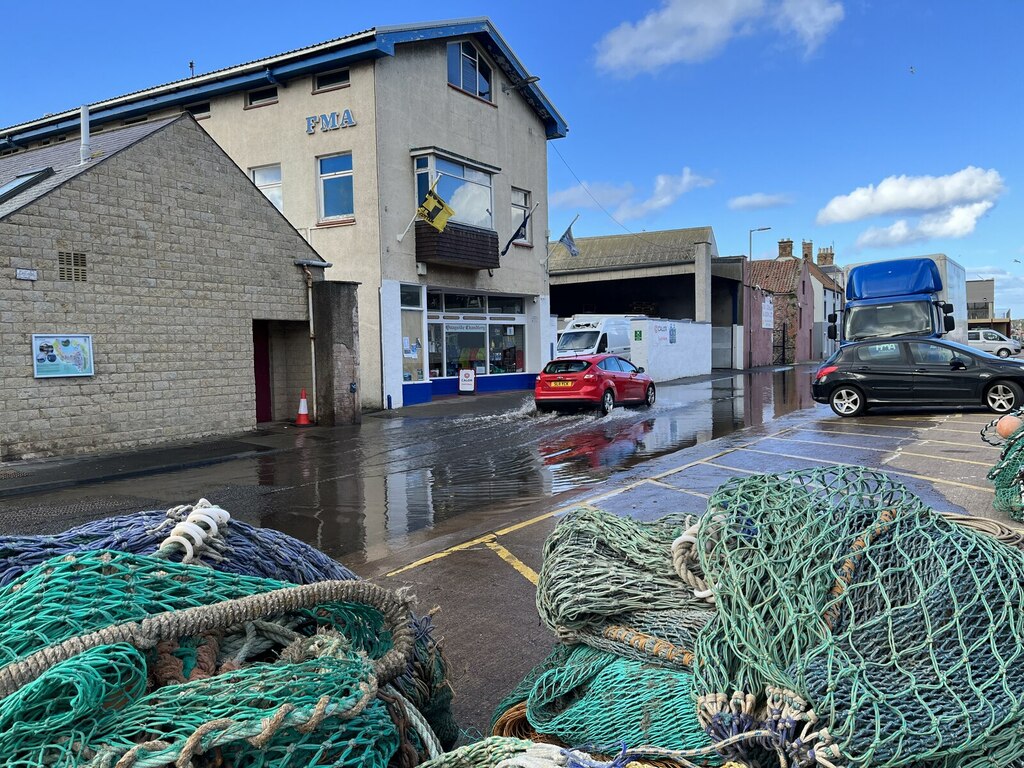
[777,238,794,259]
[802,240,813,262]
[817,246,835,267]
[79,105,91,165]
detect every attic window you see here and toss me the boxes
[313,69,350,93]
[0,167,55,204]
[246,86,278,108]
[58,251,87,282]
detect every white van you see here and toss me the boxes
[554,316,633,359]
[967,329,1021,358]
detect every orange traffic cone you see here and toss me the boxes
[295,388,312,426]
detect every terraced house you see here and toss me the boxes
[0,18,568,410]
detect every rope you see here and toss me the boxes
[0,578,414,698]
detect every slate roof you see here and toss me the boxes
[807,260,843,294]
[747,257,804,295]
[0,118,176,221]
[548,226,716,274]
[1,18,567,143]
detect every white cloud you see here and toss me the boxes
[728,192,794,210]
[596,0,764,76]
[549,182,634,210]
[550,168,714,221]
[774,0,844,54]
[817,166,1004,225]
[614,168,715,220]
[595,0,843,76]
[854,202,996,248]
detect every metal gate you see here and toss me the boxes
[773,323,791,365]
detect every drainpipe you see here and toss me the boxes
[79,106,91,165]
[294,259,332,424]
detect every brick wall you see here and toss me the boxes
[0,117,327,459]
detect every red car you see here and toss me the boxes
[535,354,656,415]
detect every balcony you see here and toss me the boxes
[415,220,499,271]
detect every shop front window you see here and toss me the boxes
[489,325,525,373]
[489,296,524,314]
[445,323,487,377]
[401,285,424,382]
[444,293,487,313]
[428,324,444,379]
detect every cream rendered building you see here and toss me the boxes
[1,19,567,410]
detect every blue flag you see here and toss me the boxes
[558,223,580,257]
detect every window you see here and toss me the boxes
[969,331,980,341]
[443,293,487,313]
[618,358,639,373]
[444,324,487,376]
[246,85,278,108]
[318,154,354,221]
[488,325,524,373]
[910,342,971,367]
[544,359,589,375]
[852,343,902,365]
[0,167,53,204]
[489,296,524,314]
[58,251,87,282]
[183,102,210,119]
[415,156,493,229]
[984,331,1003,341]
[251,165,283,212]
[511,188,531,245]
[401,285,425,382]
[314,69,350,93]
[447,41,492,102]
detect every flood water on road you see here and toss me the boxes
[1,368,815,566]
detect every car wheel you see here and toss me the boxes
[600,389,615,416]
[829,385,866,417]
[985,381,1023,413]
[998,348,1012,358]
[644,384,656,408]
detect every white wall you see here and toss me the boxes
[629,319,711,382]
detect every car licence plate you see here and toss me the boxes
[549,381,574,388]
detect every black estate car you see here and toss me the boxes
[812,337,1024,417]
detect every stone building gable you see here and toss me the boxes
[0,116,327,458]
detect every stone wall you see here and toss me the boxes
[0,116,340,459]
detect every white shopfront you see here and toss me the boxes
[381,281,551,407]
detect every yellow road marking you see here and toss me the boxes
[386,533,497,577]
[485,541,540,584]
[495,510,561,536]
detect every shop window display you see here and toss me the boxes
[489,325,525,373]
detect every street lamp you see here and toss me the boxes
[749,226,771,260]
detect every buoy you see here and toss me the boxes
[295,389,312,427]
[997,414,1022,439]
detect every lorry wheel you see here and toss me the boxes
[600,389,615,415]
[998,348,1011,358]
[644,384,656,408]
[985,381,1023,413]
[829,386,866,417]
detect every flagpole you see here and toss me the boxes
[397,177,440,242]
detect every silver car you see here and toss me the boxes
[967,329,1021,358]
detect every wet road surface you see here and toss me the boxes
[0,367,816,567]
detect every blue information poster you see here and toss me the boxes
[32,334,94,378]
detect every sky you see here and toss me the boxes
[2,1,1023,312]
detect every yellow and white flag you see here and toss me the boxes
[417,179,455,233]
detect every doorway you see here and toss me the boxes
[253,320,272,422]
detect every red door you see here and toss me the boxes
[253,321,272,422]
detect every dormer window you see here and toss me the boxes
[447,42,492,102]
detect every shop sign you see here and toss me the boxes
[33,333,94,378]
[445,323,487,333]
[762,295,775,329]
[305,109,356,134]
[458,368,476,394]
